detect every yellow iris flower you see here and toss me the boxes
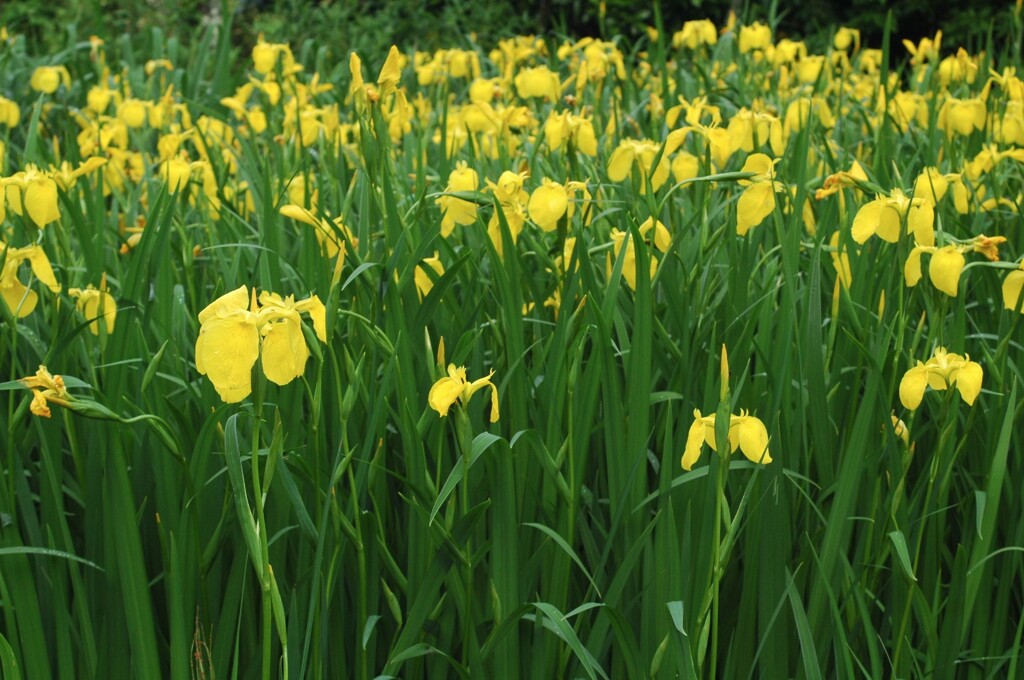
[898,347,983,410]
[195,286,327,403]
[736,153,784,236]
[428,364,500,423]
[682,409,772,471]
[18,365,71,418]
[0,241,61,317]
[69,274,117,335]
[851,188,934,246]
[903,244,967,297]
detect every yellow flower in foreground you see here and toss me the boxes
[18,365,71,418]
[682,408,772,471]
[428,364,499,423]
[69,275,116,335]
[899,347,983,410]
[195,285,326,403]
[0,241,61,317]
[736,153,783,236]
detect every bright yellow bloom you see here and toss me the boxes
[4,166,61,228]
[937,97,987,138]
[0,241,61,317]
[528,179,569,232]
[682,408,772,471]
[899,347,982,410]
[68,275,116,335]
[736,154,784,236]
[673,20,718,50]
[903,244,967,297]
[428,364,499,422]
[0,96,20,126]
[30,65,71,93]
[851,189,934,246]
[833,27,860,52]
[607,138,672,193]
[18,365,71,418]
[738,22,772,53]
[376,45,404,98]
[513,65,561,101]
[195,286,326,403]
[436,162,480,237]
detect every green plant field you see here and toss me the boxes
[1,7,1024,679]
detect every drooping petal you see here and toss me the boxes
[607,146,635,182]
[735,416,772,465]
[736,182,775,235]
[851,199,883,244]
[1002,269,1024,312]
[260,318,309,386]
[428,376,465,417]
[24,176,60,228]
[904,247,925,287]
[296,295,327,342]
[195,313,260,402]
[1,277,38,317]
[528,183,568,232]
[928,246,965,297]
[25,246,61,293]
[682,410,706,471]
[907,202,935,247]
[875,204,902,243]
[953,360,983,405]
[898,363,930,410]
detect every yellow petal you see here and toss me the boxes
[195,313,260,402]
[907,202,935,247]
[739,153,774,182]
[1002,269,1024,312]
[928,246,965,297]
[24,176,60,228]
[296,295,327,342]
[954,360,983,405]
[851,199,882,243]
[528,183,568,232]
[260,318,309,386]
[607,145,635,182]
[904,247,925,287]
[25,246,61,293]
[1,277,38,317]
[428,376,465,417]
[735,416,772,465]
[198,285,250,324]
[682,411,706,471]
[899,364,929,410]
[376,46,403,96]
[280,204,319,227]
[736,182,775,235]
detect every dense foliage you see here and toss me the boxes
[1,4,1024,680]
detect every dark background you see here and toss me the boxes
[2,0,1019,65]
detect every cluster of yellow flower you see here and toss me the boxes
[4,13,1018,470]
